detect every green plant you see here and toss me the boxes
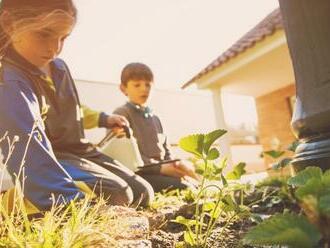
[247,140,300,213]
[247,175,297,215]
[173,129,249,248]
[243,166,330,248]
[262,140,299,171]
[149,188,194,211]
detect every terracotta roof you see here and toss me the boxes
[182,8,283,89]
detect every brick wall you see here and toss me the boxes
[256,84,296,169]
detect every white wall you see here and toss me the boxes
[75,79,217,145]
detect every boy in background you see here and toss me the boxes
[113,63,198,192]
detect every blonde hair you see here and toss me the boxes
[0,0,77,56]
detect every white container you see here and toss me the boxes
[100,136,144,172]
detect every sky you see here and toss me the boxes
[61,0,279,128]
[62,0,279,90]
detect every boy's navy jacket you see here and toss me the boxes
[0,47,99,211]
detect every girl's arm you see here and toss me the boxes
[0,78,83,211]
[81,105,101,129]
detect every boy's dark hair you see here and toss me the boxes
[121,63,154,86]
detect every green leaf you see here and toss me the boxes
[212,158,227,181]
[172,216,197,227]
[250,213,263,224]
[288,166,322,186]
[271,196,282,205]
[243,213,321,248]
[221,195,238,212]
[321,172,330,189]
[219,157,228,170]
[213,164,223,175]
[272,158,292,170]
[195,160,222,180]
[319,195,330,215]
[179,134,204,158]
[238,205,251,216]
[221,173,228,187]
[210,204,222,219]
[183,231,196,246]
[295,178,323,200]
[195,160,208,175]
[323,169,330,177]
[226,162,246,180]
[203,201,216,212]
[287,140,300,152]
[195,164,204,175]
[263,150,285,159]
[203,129,227,154]
[182,189,196,202]
[207,148,220,160]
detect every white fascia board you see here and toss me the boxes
[197,32,287,90]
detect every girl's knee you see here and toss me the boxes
[143,180,155,204]
[93,177,134,206]
[133,176,155,207]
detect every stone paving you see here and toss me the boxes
[112,207,152,248]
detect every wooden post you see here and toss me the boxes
[212,88,233,169]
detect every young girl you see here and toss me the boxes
[0,0,153,212]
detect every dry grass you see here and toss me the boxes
[0,195,139,247]
[0,133,145,247]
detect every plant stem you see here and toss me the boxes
[186,226,195,246]
[219,214,236,235]
[191,184,222,247]
[247,188,278,207]
[240,189,244,206]
[194,157,208,246]
[203,191,222,248]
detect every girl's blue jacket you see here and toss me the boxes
[0,48,88,211]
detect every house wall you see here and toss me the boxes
[256,84,296,169]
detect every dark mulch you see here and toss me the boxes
[146,203,261,248]
[146,184,299,247]
[149,230,177,248]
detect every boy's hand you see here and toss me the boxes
[160,160,199,180]
[111,126,127,138]
[160,163,186,178]
[106,114,128,128]
[106,115,129,138]
[173,161,200,180]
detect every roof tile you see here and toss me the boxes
[182,8,282,89]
